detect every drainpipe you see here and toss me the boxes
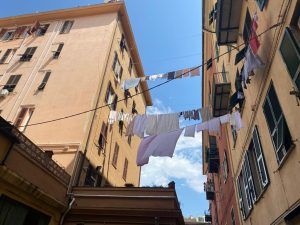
[59,196,75,225]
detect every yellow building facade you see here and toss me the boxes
[202,0,300,224]
[0,2,152,188]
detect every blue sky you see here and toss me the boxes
[1,0,206,217]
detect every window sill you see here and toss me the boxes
[276,143,296,171]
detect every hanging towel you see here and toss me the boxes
[133,115,147,138]
[156,113,180,134]
[249,13,260,54]
[184,125,196,137]
[176,70,183,79]
[220,114,230,124]
[126,116,135,136]
[196,121,208,132]
[137,129,183,166]
[108,111,117,124]
[145,115,158,136]
[182,69,190,77]
[121,78,141,90]
[242,48,264,85]
[208,118,220,134]
[191,67,200,77]
[167,71,176,80]
[233,111,243,130]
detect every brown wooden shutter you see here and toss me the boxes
[0,29,7,39]
[15,108,28,128]
[0,49,12,64]
[123,158,128,180]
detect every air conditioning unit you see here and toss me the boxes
[0,89,9,97]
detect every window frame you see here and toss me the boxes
[53,43,64,59]
[3,74,21,92]
[279,28,300,91]
[38,71,51,91]
[122,158,128,181]
[263,82,293,164]
[14,106,35,132]
[1,30,15,41]
[112,52,123,81]
[60,20,74,34]
[36,24,50,36]
[256,0,268,11]
[20,47,37,62]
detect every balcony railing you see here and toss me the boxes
[204,180,215,200]
[212,72,231,117]
[10,126,70,185]
[207,147,220,173]
[216,0,243,45]
[204,210,212,223]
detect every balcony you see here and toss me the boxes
[216,0,243,45]
[207,148,220,173]
[204,180,215,200]
[0,117,70,205]
[204,210,212,223]
[66,186,185,225]
[212,72,231,117]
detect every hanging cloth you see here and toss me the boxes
[137,129,183,166]
[184,125,196,137]
[249,13,260,54]
[121,78,141,90]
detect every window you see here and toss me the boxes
[105,82,114,103]
[60,20,74,34]
[84,164,101,187]
[20,47,37,62]
[235,46,247,65]
[3,75,21,92]
[124,90,130,106]
[112,52,123,81]
[128,58,133,75]
[14,107,34,132]
[132,100,137,114]
[279,28,300,91]
[256,0,267,11]
[222,152,229,182]
[1,30,15,41]
[0,49,14,64]
[237,127,269,218]
[243,9,252,44]
[38,71,51,90]
[127,135,132,146]
[123,158,128,181]
[36,24,49,36]
[215,42,219,62]
[231,208,236,225]
[98,122,108,151]
[231,125,237,145]
[206,58,212,70]
[112,143,119,168]
[209,135,217,149]
[111,94,118,111]
[0,195,51,225]
[119,120,124,136]
[53,43,64,59]
[120,34,127,53]
[263,83,292,164]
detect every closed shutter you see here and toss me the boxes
[0,49,12,64]
[235,47,247,65]
[252,126,269,187]
[4,75,21,92]
[123,158,128,180]
[53,43,64,58]
[0,28,7,39]
[243,9,252,43]
[105,82,112,103]
[112,143,119,167]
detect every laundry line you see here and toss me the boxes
[121,67,200,90]
[135,111,243,166]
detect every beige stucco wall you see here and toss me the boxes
[203,0,300,224]
[0,10,147,187]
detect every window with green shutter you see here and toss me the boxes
[279,28,300,91]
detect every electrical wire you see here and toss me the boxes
[2,21,282,129]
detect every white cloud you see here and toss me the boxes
[147,99,173,114]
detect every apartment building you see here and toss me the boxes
[0,2,152,188]
[202,0,300,225]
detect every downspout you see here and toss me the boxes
[59,196,75,225]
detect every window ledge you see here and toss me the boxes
[276,143,296,171]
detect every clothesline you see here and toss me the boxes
[108,107,209,125]
[121,67,200,90]
[136,111,243,166]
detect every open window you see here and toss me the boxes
[36,24,49,36]
[20,47,37,62]
[14,106,35,132]
[38,71,51,90]
[3,74,21,92]
[52,43,64,59]
[112,52,123,81]
[0,48,16,64]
